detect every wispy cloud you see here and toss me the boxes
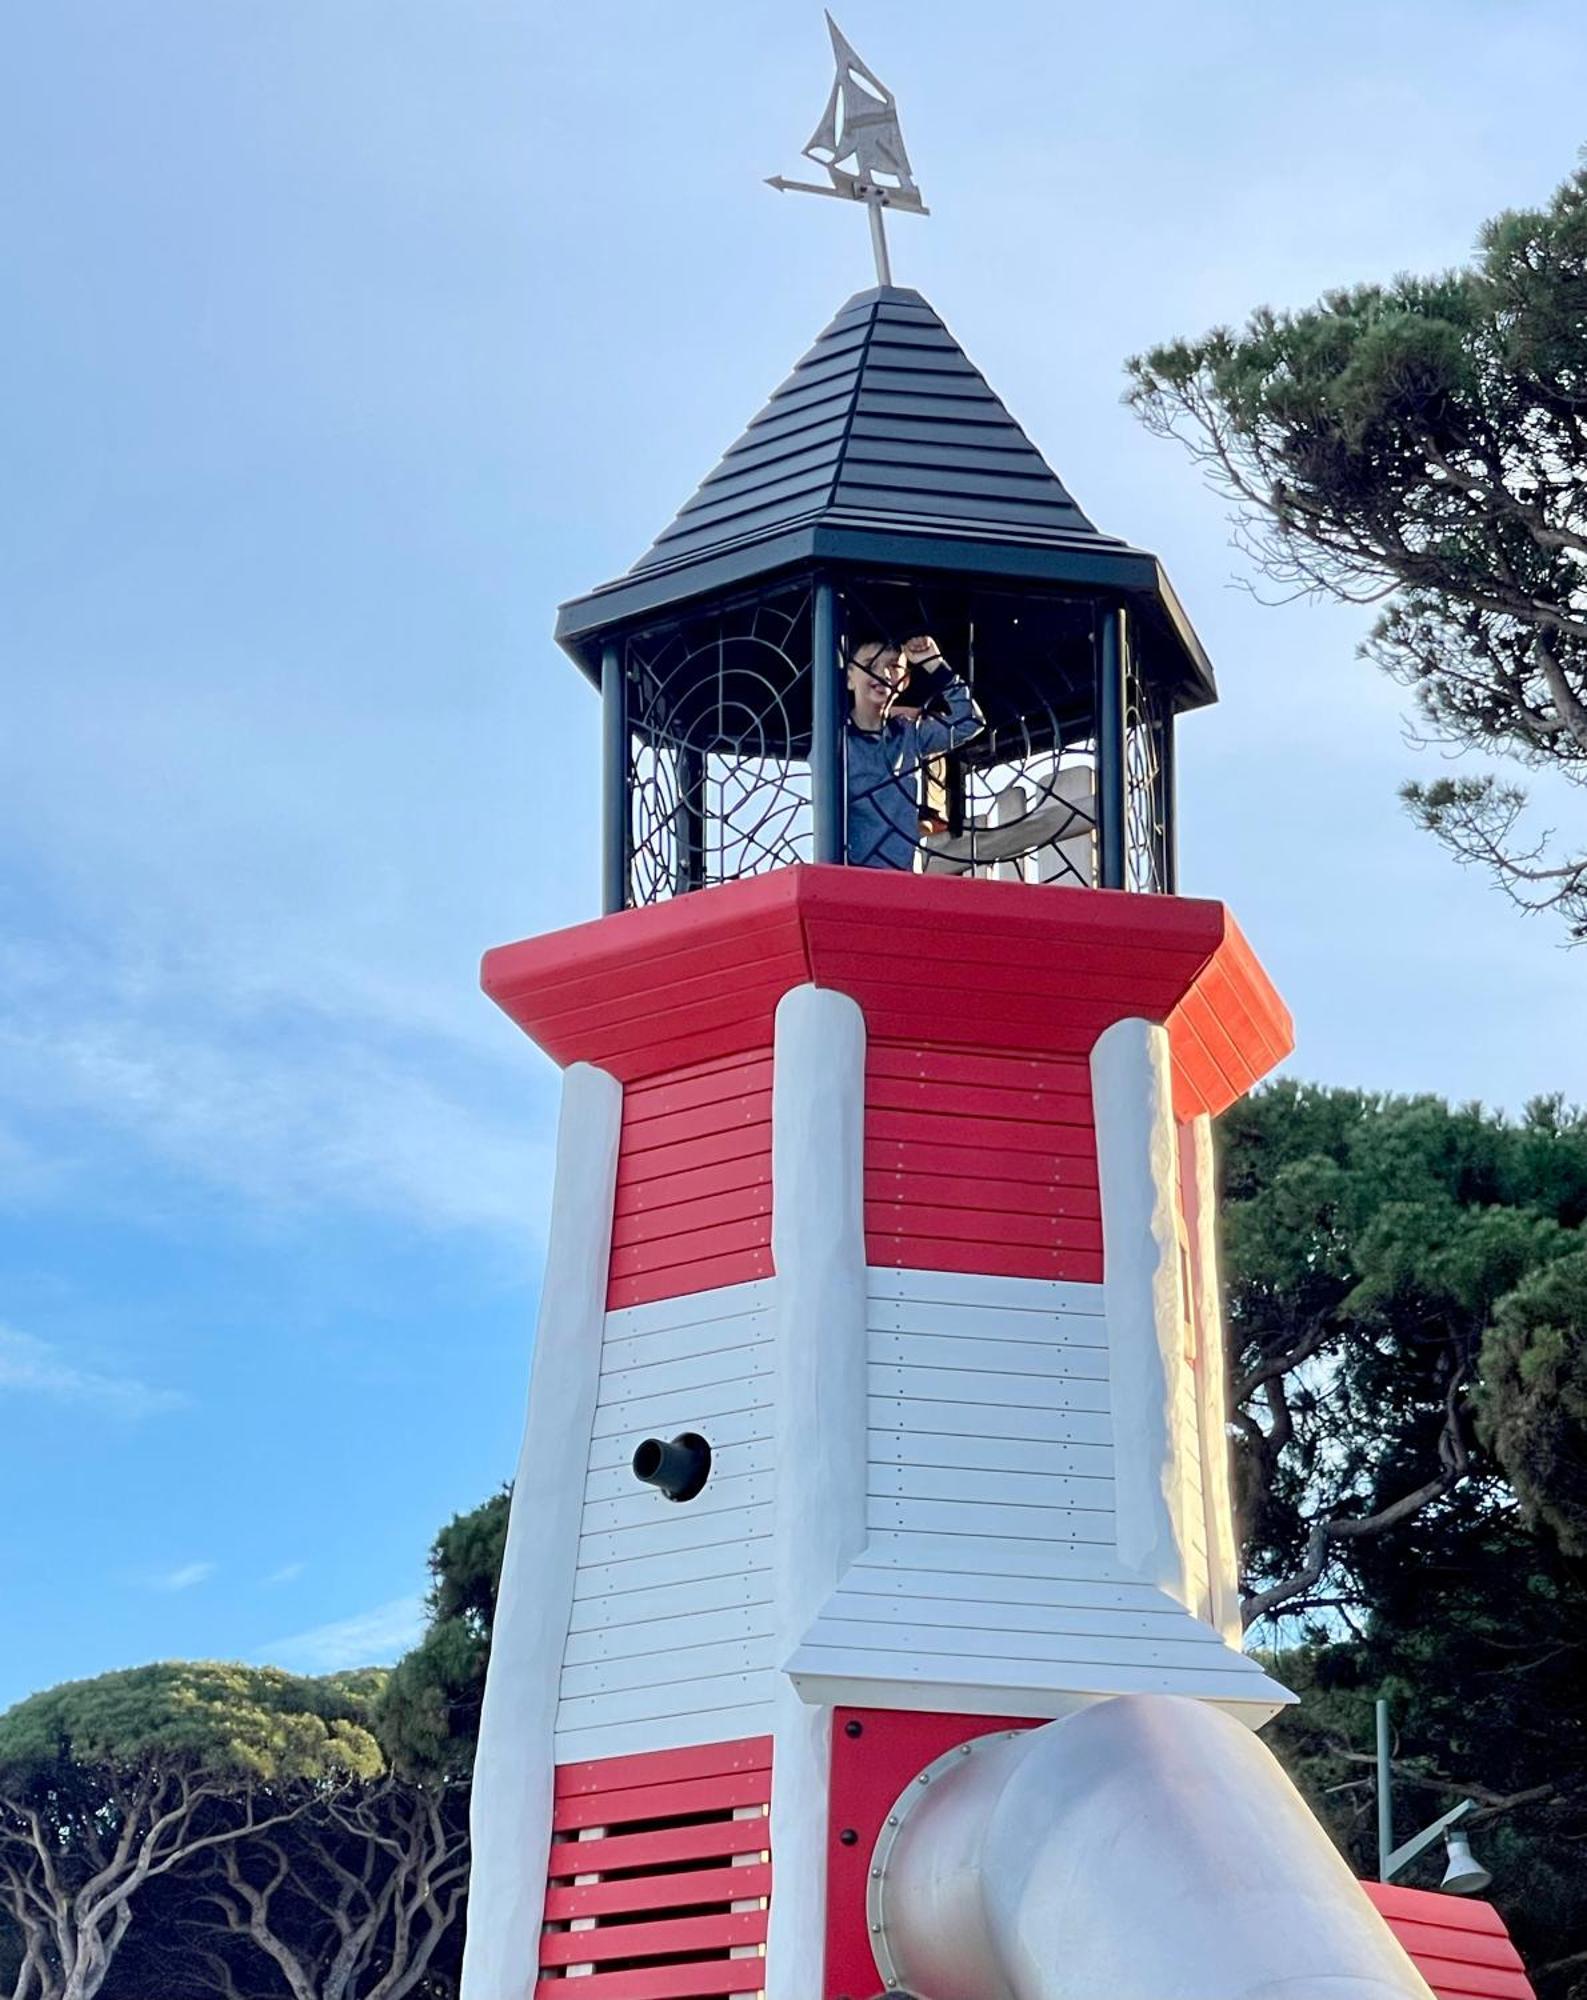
[0,1325,188,1420]
[262,1594,426,1675]
[147,1560,216,1593]
[264,1561,305,1586]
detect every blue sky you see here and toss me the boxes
[3,1,1586,1708]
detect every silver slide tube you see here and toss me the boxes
[872,1694,1434,2000]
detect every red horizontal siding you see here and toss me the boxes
[864,1042,1103,1282]
[1362,1884,1535,2000]
[607,1050,773,1310]
[540,1737,772,2000]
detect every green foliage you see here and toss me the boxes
[1129,159,1587,936]
[1479,1245,1587,1557]
[1225,1082,1587,1994]
[376,1489,508,1779]
[0,1661,384,1791]
[1222,1082,1587,1621]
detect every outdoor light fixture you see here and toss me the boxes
[1440,1830,1493,1897]
[1376,1699,1494,1896]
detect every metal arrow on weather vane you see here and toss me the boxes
[766,12,928,288]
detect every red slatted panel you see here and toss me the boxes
[865,1043,1103,1281]
[607,1051,773,1310]
[1362,1884,1536,2000]
[539,1737,773,2000]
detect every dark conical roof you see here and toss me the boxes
[628,286,1118,575]
[555,285,1215,712]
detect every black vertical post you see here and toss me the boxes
[1096,604,1128,890]
[810,579,845,865]
[1157,709,1179,894]
[601,641,629,915]
[676,743,706,894]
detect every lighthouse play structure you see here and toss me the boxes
[460,35,1537,2000]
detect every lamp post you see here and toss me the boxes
[1375,1698,1493,1895]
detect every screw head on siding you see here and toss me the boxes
[839,1828,858,1846]
[845,1718,864,1738]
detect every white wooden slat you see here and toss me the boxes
[579,1470,771,1537]
[813,1617,1238,1673]
[586,1406,773,1476]
[868,1428,1114,1480]
[564,1602,773,1670]
[603,1279,772,1340]
[870,1462,1115,1511]
[867,1268,1104,1315]
[823,1592,1207,1640]
[869,1331,1109,1382]
[590,1377,773,1442]
[841,1561,1172,1613]
[861,1529,1129,1582]
[577,1500,772,1569]
[592,1341,772,1404]
[555,1669,772,1734]
[561,1635,774,1701]
[868,1395,1112,1449]
[571,1535,773,1602]
[568,1566,772,1634]
[553,1703,775,1766]
[583,1436,773,1506]
[869,1300,1105,1343]
[788,1647,1267,1703]
[866,1496,1115,1544]
[600,1315,769,1378]
[867,1364,1109,1415]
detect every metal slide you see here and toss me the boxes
[868,1694,1436,2000]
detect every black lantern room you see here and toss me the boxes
[554,286,1216,915]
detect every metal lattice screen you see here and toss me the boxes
[616,576,1173,906]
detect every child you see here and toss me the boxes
[844,634,983,869]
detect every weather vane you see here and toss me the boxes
[766,12,928,288]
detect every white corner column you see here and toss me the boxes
[1091,1018,1194,1609]
[766,985,869,1998]
[1180,1112,1245,1647]
[460,1061,623,2000]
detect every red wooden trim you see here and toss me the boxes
[546,1862,772,1922]
[866,1173,1093,1219]
[540,1909,767,1967]
[867,1075,1094,1125]
[867,1044,1090,1089]
[867,1109,1096,1157]
[1357,1885,1534,1999]
[552,1767,769,1833]
[867,1238,1103,1282]
[555,1736,773,1797]
[615,1123,771,1183]
[864,1202,1103,1250]
[542,1816,768,1880]
[612,1184,771,1248]
[608,1214,771,1281]
[615,1155,772,1212]
[624,1057,776,1124]
[606,1249,769,1311]
[866,1137,1096,1187]
[620,1098,772,1155]
[813,944,1191,1010]
[534,1963,767,2000]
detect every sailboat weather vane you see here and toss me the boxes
[766,13,928,287]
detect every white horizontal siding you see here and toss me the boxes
[556,1277,777,1760]
[786,1266,1292,1721]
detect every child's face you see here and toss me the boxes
[846,642,905,719]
